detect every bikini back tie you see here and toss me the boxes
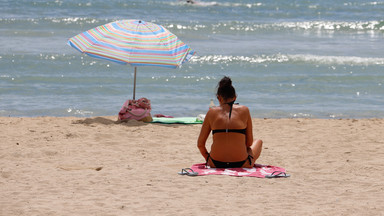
[226,100,235,119]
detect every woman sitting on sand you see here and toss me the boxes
[197,76,263,168]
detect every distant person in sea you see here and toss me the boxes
[182,0,219,6]
[197,76,263,168]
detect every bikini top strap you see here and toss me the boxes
[226,100,235,119]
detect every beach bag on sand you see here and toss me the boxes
[118,98,152,122]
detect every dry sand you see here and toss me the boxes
[1,116,383,215]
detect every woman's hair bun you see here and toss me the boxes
[217,76,236,100]
[219,76,232,88]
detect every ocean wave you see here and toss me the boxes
[353,1,384,6]
[2,53,383,67]
[4,0,383,10]
[1,17,383,33]
[0,17,110,27]
[169,1,265,7]
[190,54,384,66]
[169,1,384,8]
[166,20,384,33]
[262,20,384,31]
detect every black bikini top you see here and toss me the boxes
[212,128,246,135]
[211,99,244,135]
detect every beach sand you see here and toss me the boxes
[1,116,383,215]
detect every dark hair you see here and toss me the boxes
[216,76,236,100]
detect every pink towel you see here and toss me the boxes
[190,163,286,178]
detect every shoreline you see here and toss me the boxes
[2,115,384,120]
[1,116,383,215]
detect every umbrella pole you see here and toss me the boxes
[133,67,137,100]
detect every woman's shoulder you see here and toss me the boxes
[234,105,251,119]
[205,106,219,117]
[207,105,222,113]
[234,104,250,112]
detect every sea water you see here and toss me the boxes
[1,0,383,118]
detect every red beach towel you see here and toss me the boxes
[190,163,286,178]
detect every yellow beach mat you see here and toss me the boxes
[150,117,203,124]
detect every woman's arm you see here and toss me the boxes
[197,111,212,160]
[245,107,254,147]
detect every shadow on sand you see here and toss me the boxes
[73,117,147,126]
[73,117,187,128]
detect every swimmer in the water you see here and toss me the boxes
[184,0,218,6]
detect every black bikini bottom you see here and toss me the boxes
[207,154,253,168]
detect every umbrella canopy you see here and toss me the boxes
[68,19,195,99]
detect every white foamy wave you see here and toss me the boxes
[191,54,384,66]
[169,1,262,7]
[163,20,384,34]
[190,54,289,64]
[2,17,383,33]
[226,20,384,32]
[359,1,384,6]
[288,54,384,65]
[275,21,384,31]
[67,107,94,116]
[0,17,110,26]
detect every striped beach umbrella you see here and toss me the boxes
[68,19,195,99]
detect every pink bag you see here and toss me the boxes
[118,98,152,121]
